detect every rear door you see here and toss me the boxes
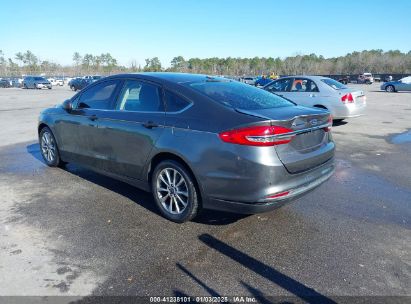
[94,79,166,179]
[285,77,320,107]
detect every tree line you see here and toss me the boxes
[1,49,410,77]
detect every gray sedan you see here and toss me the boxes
[38,73,334,222]
[23,76,52,89]
[380,76,411,92]
[264,76,366,121]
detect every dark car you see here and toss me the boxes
[23,76,52,89]
[69,78,92,91]
[38,73,335,222]
[0,79,11,88]
[338,76,350,85]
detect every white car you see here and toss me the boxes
[48,78,64,86]
[264,76,366,122]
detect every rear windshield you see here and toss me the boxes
[321,78,347,90]
[188,80,294,110]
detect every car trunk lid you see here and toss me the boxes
[235,106,335,173]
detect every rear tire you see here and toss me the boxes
[152,160,200,223]
[386,85,395,93]
[39,127,64,167]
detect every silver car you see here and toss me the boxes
[380,76,411,92]
[264,76,366,121]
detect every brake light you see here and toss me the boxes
[219,125,295,146]
[341,93,354,103]
[324,115,332,132]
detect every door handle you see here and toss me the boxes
[88,115,98,121]
[143,121,158,129]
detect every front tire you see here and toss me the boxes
[386,85,395,93]
[39,127,64,167]
[152,160,200,223]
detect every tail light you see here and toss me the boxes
[324,115,332,132]
[341,93,354,103]
[219,125,295,146]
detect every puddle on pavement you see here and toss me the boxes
[391,130,411,144]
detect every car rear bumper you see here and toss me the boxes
[332,102,366,119]
[203,158,335,214]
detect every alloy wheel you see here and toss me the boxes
[41,131,56,163]
[156,168,189,214]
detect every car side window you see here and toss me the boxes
[116,80,164,112]
[77,80,118,110]
[164,90,191,112]
[265,78,292,92]
[291,78,319,92]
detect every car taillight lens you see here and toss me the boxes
[324,115,332,132]
[341,93,354,103]
[219,125,295,146]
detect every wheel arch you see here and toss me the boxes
[147,152,204,204]
[38,122,49,135]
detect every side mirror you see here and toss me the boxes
[62,99,73,111]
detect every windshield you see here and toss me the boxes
[188,80,294,110]
[34,77,46,81]
[321,78,347,90]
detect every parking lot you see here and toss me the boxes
[0,84,410,299]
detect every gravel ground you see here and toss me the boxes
[0,84,410,301]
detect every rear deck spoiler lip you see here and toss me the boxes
[234,108,330,121]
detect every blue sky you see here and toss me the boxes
[1,0,410,67]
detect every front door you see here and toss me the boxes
[55,79,122,167]
[93,79,166,180]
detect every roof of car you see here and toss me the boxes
[108,72,225,84]
[279,75,331,80]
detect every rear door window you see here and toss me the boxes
[116,80,164,112]
[291,78,319,92]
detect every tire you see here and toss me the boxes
[39,127,64,167]
[386,85,395,93]
[151,160,200,223]
[71,86,76,91]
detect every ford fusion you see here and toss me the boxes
[38,73,335,222]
